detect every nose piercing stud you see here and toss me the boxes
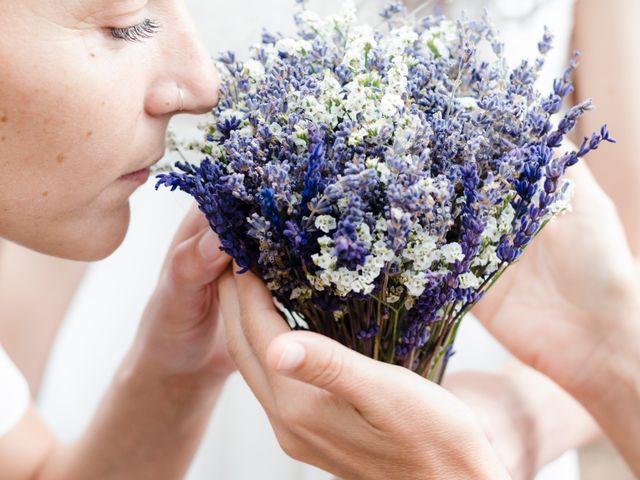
[177,86,185,112]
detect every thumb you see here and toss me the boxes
[266,331,401,410]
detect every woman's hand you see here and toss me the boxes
[0,208,238,480]
[444,365,599,480]
[131,205,235,382]
[218,268,510,480]
[472,162,640,475]
[473,162,640,395]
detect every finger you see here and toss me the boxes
[233,267,291,365]
[169,204,210,250]
[266,330,416,414]
[218,268,277,410]
[563,162,616,215]
[157,229,231,321]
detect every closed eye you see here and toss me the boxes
[110,18,160,42]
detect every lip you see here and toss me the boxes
[119,167,151,184]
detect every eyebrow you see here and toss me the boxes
[79,0,148,15]
[82,0,144,7]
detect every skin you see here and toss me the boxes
[473,163,640,476]
[0,0,239,478]
[220,162,640,479]
[218,269,511,480]
[574,0,640,257]
[0,0,513,477]
[467,0,640,475]
[216,0,640,470]
[0,0,218,260]
[444,363,600,479]
[0,243,86,394]
[0,0,637,478]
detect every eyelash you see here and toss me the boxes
[110,19,160,42]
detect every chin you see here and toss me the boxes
[42,205,132,261]
[76,207,132,261]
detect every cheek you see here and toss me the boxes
[2,34,151,187]
[0,38,150,258]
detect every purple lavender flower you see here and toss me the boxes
[157,2,613,382]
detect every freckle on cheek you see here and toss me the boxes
[86,130,94,138]
[42,191,49,197]
[90,52,96,58]
[0,115,7,123]
[56,153,66,164]
[0,136,5,142]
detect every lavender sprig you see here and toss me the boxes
[157,1,613,382]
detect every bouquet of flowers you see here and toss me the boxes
[157,1,613,382]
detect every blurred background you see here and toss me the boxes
[0,0,635,478]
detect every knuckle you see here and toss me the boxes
[224,328,242,359]
[308,347,346,390]
[274,426,306,462]
[167,244,197,285]
[223,324,254,365]
[278,402,306,429]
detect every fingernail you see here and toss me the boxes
[198,230,222,262]
[276,342,306,372]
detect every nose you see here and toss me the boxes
[145,5,220,117]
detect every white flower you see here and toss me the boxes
[382,25,419,58]
[290,286,312,301]
[376,162,392,184]
[324,0,357,39]
[402,270,429,297]
[372,240,394,262]
[311,252,334,269]
[405,296,417,310]
[337,197,349,210]
[344,25,377,71]
[317,235,333,248]
[386,59,409,95]
[421,20,457,58]
[348,128,368,146]
[366,158,379,169]
[402,229,439,271]
[440,243,465,263]
[315,215,337,233]
[394,114,424,150]
[458,272,482,289]
[380,93,405,118]
[357,222,372,244]
[275,38,312,57]
[457,97,479,110]
[499,203,516,231]
[549,180,575,215]
[302,95,334,126]
[268,122,283,139]
[243,59,266,81]
[375,217,388,233]
[482,216,500,243]
[344,83,370,116]
[297,9,323,33]
[472,245,502,273]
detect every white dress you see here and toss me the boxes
[38,0,579,478]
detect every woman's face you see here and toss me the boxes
[0,0,219,260]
